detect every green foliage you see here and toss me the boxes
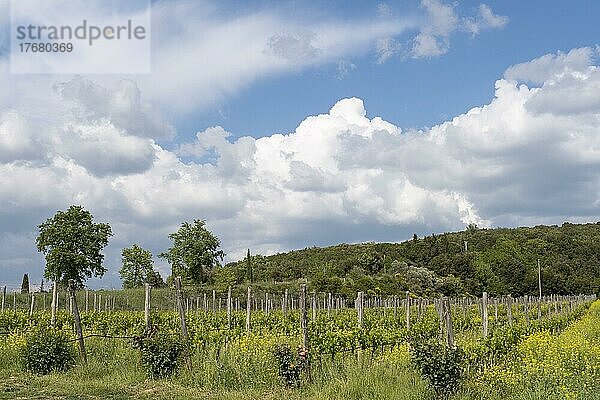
[21,273,29,294]
[19,327,76,375]
[225,222,600,296]
[119,244,163,289]
[36,205,112,288]
[133,330,183,378]
[246,249,253,283]
[160,220,224,284]
[213,265,236,291]
[409,338,463,399]
[272,344,308,387]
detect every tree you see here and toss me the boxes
[148,270,166,288]
[119,244,159,289]
[160,220,224,284]
[246,249,253,283]
[36,205,112,288]
[213,265,236,291]
[21,274,29,294]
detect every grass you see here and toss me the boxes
[1,301,598,400]
[0,337,431,400]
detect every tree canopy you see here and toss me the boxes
[21,274,29,294]
[160,220,224,284]
[36,205,112,288]
[119,244,164,288]
[224,222,600,297]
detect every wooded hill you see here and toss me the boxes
[223,222,600,298]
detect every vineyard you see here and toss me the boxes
[0,281,598,399]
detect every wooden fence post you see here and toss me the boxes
[68,280,86,364]
[300,284,309,350]
[312,291,317,321]
[212,290,216,314]
[174,277,192,371]
[85,289,89,313]
[482,292,488,339]
[246,286,251,335]
[405,291,410,331]
[144,283,152,330]
[524,295,530,326]
[227,286,232,329]
[494,298,498,325]
[51,281,58,327]
[265,292,269,314]
[443,297,454,348]
[29,294,35,316]
[1,286,5,312]
[357,292,364,328]
[435,299,444,339]
[507,295,513,327]
[283,289,288,316]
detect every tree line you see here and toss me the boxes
[32,205,600,297]
[35,205,222,290]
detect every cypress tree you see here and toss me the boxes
[21,274,29,294]
[246,249,253,283]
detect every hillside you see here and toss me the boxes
[224,222,600,297]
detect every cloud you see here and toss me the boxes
[0,0,416,117]
[266,31,321,63]
[2,7,598,288]
[0,0,506,119]
[504,47,596,85]
[54,121,158,177]
[54,76,175,139]
[140,2,415,113]
[0,111,45,163]
[463,4,509,35]
[336,60,357,80]
[376,37,401,64]
[411,0,507,58]
[411,0,458,58]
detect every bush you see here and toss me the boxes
[133,330,182,378]
[409,338,463,399]
[19,327,76,375]
[272,344,309,387]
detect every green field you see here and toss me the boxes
[0,291,598,400]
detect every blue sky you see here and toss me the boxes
[1,0,600,289]
[174,1,600,141]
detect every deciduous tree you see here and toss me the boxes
[160,220,224,284]
[36,205,112,288]
[119,244,160,289]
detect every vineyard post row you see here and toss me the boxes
[1,283,597,325]
[0,280,596,366]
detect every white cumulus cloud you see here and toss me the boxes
[2,47,600,288]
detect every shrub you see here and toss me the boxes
[409,338,463,399]
[272,344,309,387]
[19,327,76,375]
[133,330,182,378]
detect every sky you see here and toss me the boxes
[0,0,599,289]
